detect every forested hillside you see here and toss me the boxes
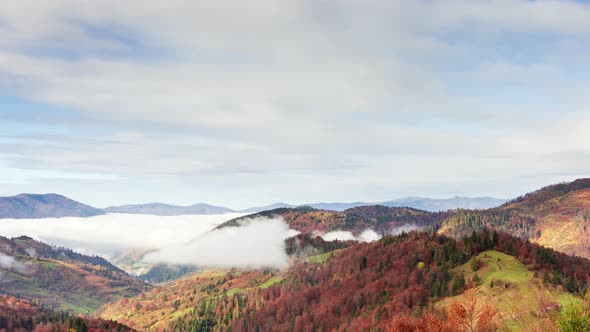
[217,205,450,236]
[0,236,149,313]
[439,178,590,258]
[98,229,590,331]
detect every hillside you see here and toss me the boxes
[436,250,578,330]
[0,193,104,219]
[96,230,590,331]
[0,294,133,331]
[216,205,450,236]
[105,202,235,215]
[439,178,590,258]
[0,236,149,313]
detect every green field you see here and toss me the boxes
[439,250,580,331]
[307,252,332,264]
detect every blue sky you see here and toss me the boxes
[1,0,590,208]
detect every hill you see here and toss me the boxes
[439,178,590,258]
[0,236,149,313]
[105,202,234,215]
[104,196,507,216]
[436,250,578,330]
[216,205,450,236]
[0,294,133,331]
[97,229,590,331]
[0,193,104,219]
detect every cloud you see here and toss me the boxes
[320,225,420,242]
[0,252,32,275]
[389,224,421,236]
[0,213,296,269]
[321,228,380,243]
[0,213,243,259]
[1,0,590,207]
[144,217,292,268]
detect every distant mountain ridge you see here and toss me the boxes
[0,193,507,218]
[107,197,506,216]
[0,193,104,219]
[105,202,234,216]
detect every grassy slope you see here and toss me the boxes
[437,250,579,330]
[0,253,146,313]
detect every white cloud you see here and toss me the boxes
[321,228,380,243]
[0,213,296,269]
[144,217,293,268]
[0,252,32,275]
[0,213,244,259]
[0,0,589,207]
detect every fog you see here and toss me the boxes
[144,217,293,268]
[0,213,236,261]
[0,213,299,269]
[0,252,31,275]
[321,224,421,243]
[389,224,422,235]
[321,229,381,243]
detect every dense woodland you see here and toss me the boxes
[217,206,450,236]
[0,295,133,332]
[159,229,590,332]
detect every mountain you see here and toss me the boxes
[0,193,104,219]
[381,196,507,212]
[0,235,149,313]
[105,202,235,215]
[241,197,506,213]
[439,178,590,258]
[239,202,296,213]
[97,230,589,331]
[216,205,450,236]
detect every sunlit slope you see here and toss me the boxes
[439,178,590,258]
[0,236,148,313]
[437,250,579,330]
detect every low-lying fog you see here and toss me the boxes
[0,213,418,271]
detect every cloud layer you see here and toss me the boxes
[144,217,293,268]
[0,213,241,259]
[1,0,590,207]
[0,213,297,269]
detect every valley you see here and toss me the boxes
[2,178,590,331]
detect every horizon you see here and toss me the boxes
[1,189,511,210]
[2,1,590,208]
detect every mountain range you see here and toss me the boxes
[0,193,104,219]
[1,178,590,331]
[0,193,507,218]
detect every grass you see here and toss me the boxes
[226,288,245,296]
[259,276,284,289]
[437,250,580,331]
[307,252,332,264]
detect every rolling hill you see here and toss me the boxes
[0,193,104,219]
[97,230,590,331]
[216,205,450,236]
[0,294,134,331]
[0,235,149,313]
[105,202,235,215]
[438,178,590,258]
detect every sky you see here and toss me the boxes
[1,0,590,209]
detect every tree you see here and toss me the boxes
[447,289,497,332]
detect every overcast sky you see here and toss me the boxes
[1,0,589,209]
